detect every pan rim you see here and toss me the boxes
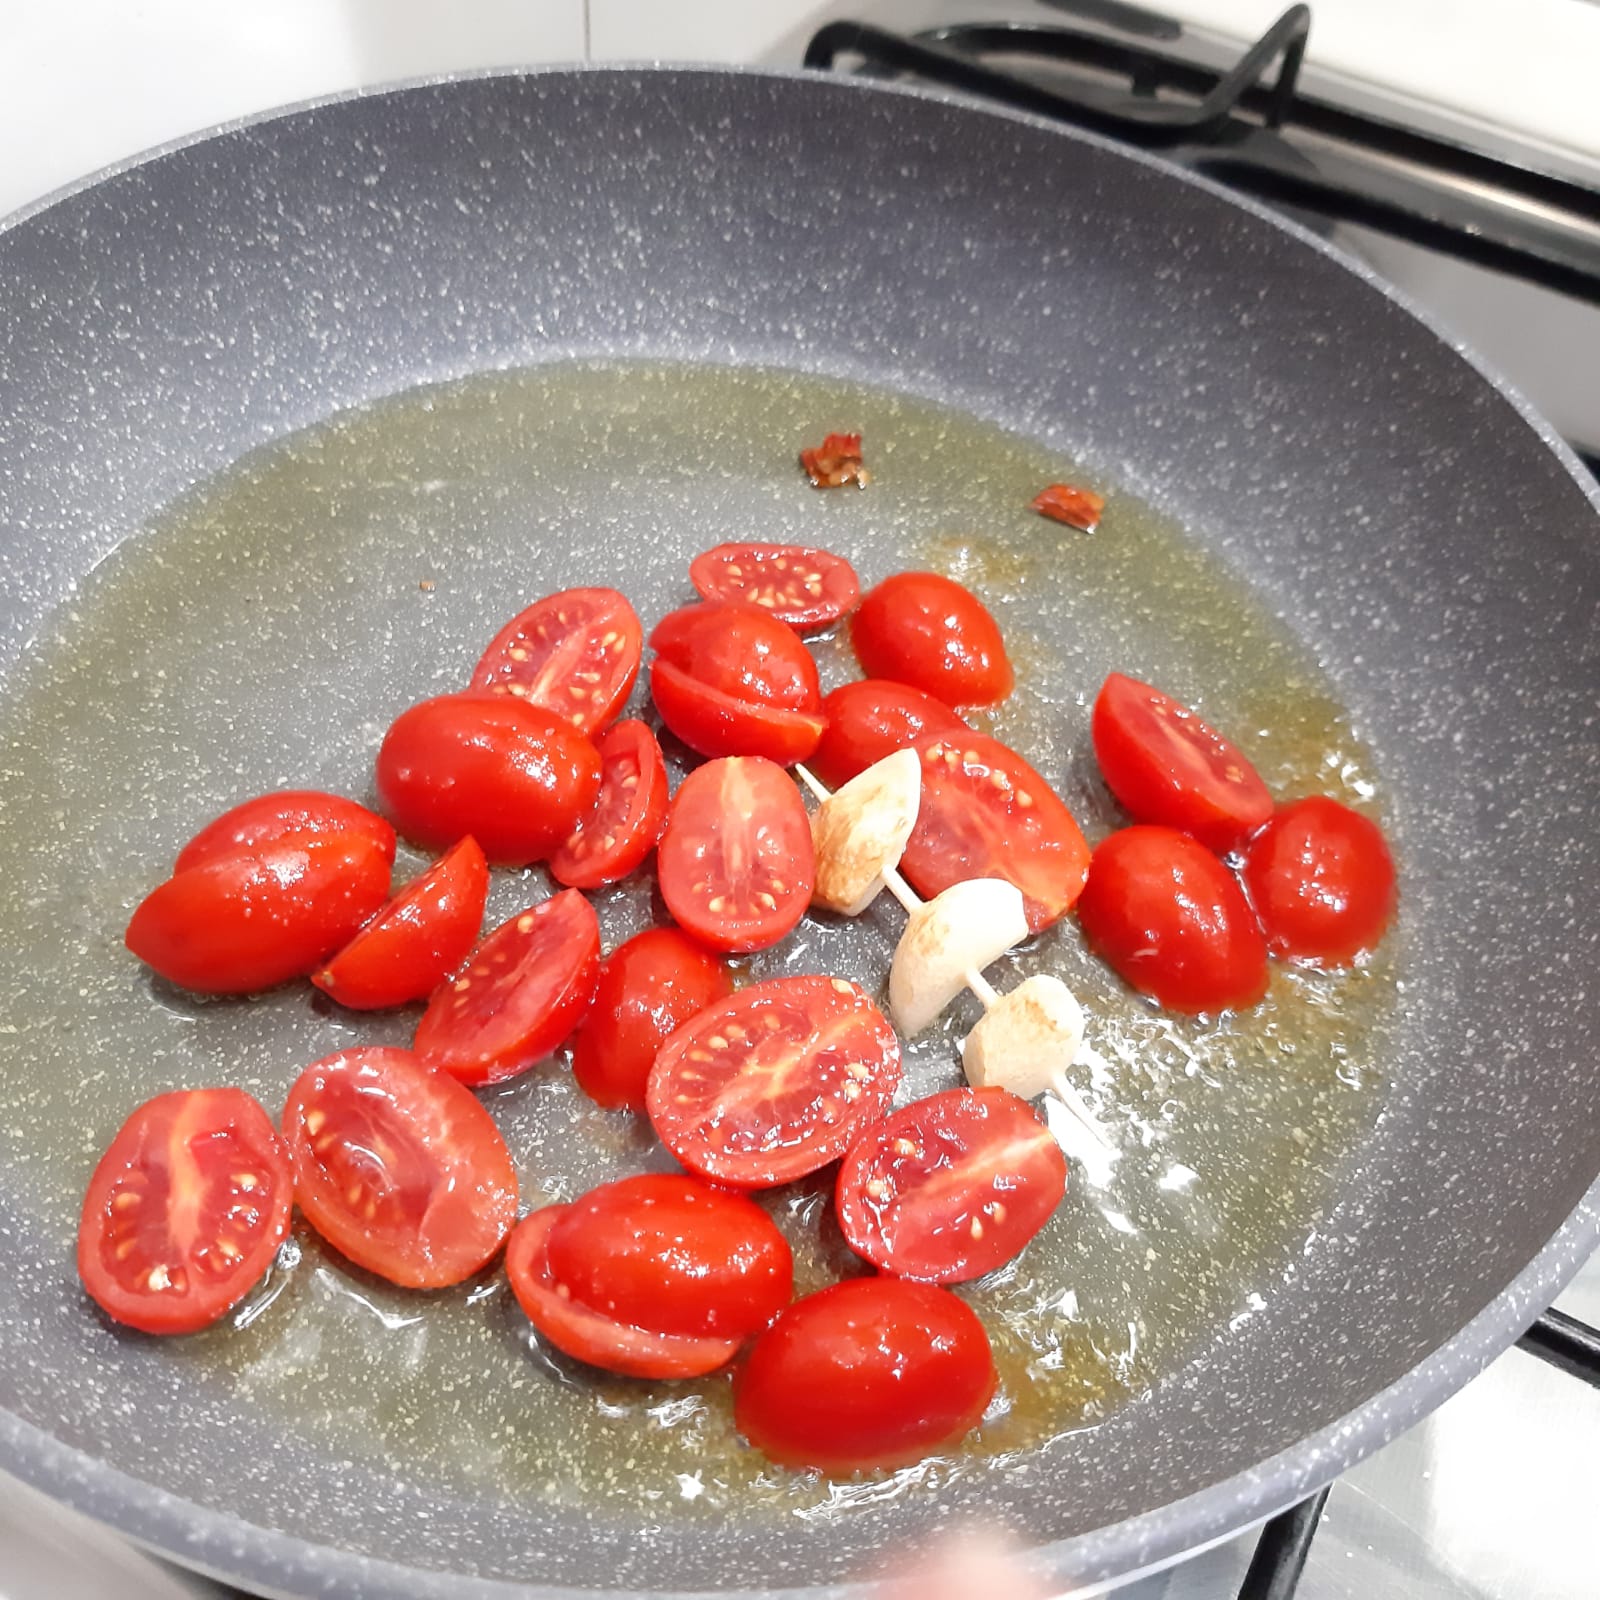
[1,60,1597,1600]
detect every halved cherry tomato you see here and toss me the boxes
[469,587,642,736]
[647,975,900,1188]
[809,678,970,790]
[851,572,1013,707]
[375,691,602,866]
[1092,672,1273,854]
[505,1207,740,1380]
[174,790,395,875]
[569,928,732,1111]
[1077,825,1269,1012]
[835,1087,1066,1283]
[689,542,860,631]
[543,1174,792,1340]
[413,890,600,1086]
[281,1046,518,1289]
[900,733,1090,935]
[735,1278,996,1472]
[77,1088,292,1335]
[649,601,826,765]
[549,720,669,889]
[1241,796,1397,966]
[125,831,393,994]
[655,756,814,953]
[649,660,826,767]
[310,835,490,1010]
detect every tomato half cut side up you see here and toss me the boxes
[413,889,601,1086]
[311,835,490,1010]
[505,1207,741,1380]
[688,543,861,632]
[282,1047,518,1289]
[549,720,670,889]
[469,587,642,736]
[647,974,901,1188]
[1091,672,1273,854]
[569,927,732,1111]
[809,678,969,790]
[734,1278,996,1473]
[655,756,815,953]
[1077,825,1269,1013]
[835,1087,1067,1283]
[900,733,1091,935]
[78,1088,292,1335]
[173,790,395,875]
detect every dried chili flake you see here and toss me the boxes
[801,431,870,490]
[1031,482,1105,532]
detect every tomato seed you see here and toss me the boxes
[830,978,853,995]
[708,1035,728,1050]
[112,1191,141,1211]
[305,1109,326,1136]
[969,1217,984,1240]
[517,914,536,933]
[509,647,529,662]
[1016,790,1034,808]
[233,1172,259,1191]
[146,1265,172,1291]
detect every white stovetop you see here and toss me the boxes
[2,6,1597,1600]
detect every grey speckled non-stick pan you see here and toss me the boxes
[1,66,1598,1600]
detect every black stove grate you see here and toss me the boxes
[804,7,1600,1596]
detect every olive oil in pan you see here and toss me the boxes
[0,360,1395,1518]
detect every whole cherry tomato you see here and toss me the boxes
[850,572,1013,707]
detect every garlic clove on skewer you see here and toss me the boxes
[961,972,1084,1099]
[889,877,1028,1037]
[809,748,921,917]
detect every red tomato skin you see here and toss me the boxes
[650,601,823,712]
[569,928,732,1111]
[505,1207,741,1380]
[809,679,970,791]
[173,790,395,875]
[469,587,642,736]
[77,1088,292,1335]
[850,572,1013,708]
[1077,825,1269,1013]
[688,543,861,631]
[650,659,826,767]
[549,720,670,890]
[656,756,815,953]
[310,835,490,1010]
[835,1087,1067,1283]
[281,1047,518,1289]
[900,733,1090,935]
[1241,797,1397,966]
[1091,673,1273,854]
[413,890,601,1086]
[375,692,602,867]
[125,831,393,994]
[735,1278,997,1472]
[543,1174,792,1339]
[647,975,901,1189]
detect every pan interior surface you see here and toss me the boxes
[0,68,1596,1600]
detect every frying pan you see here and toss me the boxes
[1,65,1598,1600]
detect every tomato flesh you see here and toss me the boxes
[413,890,601,1086]
[688,542,860,631]
[656,756,814,953]
[1092,672,1273,854]
[850,572,1013,707]
[174,790,395,875]
[569,927,732,1112]
[375,691,602,866]
[505,1207,741,1380]
[126,831,393,994]
[1241,796,1397,965]
[1077,825,1269,1012]
[735,1278,996,1472]
[549,720,670,889]
[311,835,490,1010]
[835,1087,1066,1283]
[469,586,642,736]
[647,975,900,1188]
[281,1047,518,1289]
[77,1088,292,1335]
[900,733,1090,934]
[809,679,969,791]
[542,1174,792,1339]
